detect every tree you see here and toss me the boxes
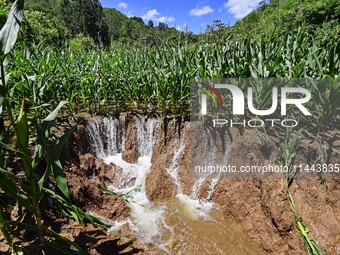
[121,20,132,37]
[259,0,269,7]
[148,20,154,28]
[213,20,226,31]
[130,16,144,24]
[24,10,69,45]
[26,0,110,45]
[158,22,167,31]
[69,33,96,50]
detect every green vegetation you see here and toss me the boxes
[2,0,339,47]
[26,0,109,45]
[7,28,339,122]
[0,0,339,254]
[0,0,187,46]
[219,0,340,38]
[103,8,184,45]
[273,128,327,254]
[289,194,327,255]
[0,1,109,253]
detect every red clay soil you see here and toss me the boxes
[1,115,339,255]
[146,120,340,255]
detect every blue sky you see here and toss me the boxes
[99,0,262,34]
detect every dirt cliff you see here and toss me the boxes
[145,119,340,255]
[64,115,340,255]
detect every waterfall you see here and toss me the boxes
[165,128,187,193]
[191,126,232,202]
[86,116,124,158]
[136,118,158,157]
[163,124,231,220]
[84,116,233,250]
[86,116,165,244]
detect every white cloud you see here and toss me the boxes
[118,2,128,9]
[142,9,160,20]
[158,16,175,23]
[190,6,214,16]
[224,0,262,19]
[141,9,175,23]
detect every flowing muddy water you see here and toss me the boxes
[85,116,264,254]
[155,198,263,255]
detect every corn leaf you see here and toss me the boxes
[0,0,24,56]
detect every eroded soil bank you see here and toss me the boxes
[35,114,340,254]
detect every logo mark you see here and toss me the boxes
[201,84,311,116]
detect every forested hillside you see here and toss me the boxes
[25,0,109,45]
[229,0,340,36]
[0,0,185,46]
[103,8,184,45]
[1,0,339,46]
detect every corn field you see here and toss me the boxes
[0,0,340,254]
[7,29,340,119]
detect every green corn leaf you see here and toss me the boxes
[0,140,26,158]
[0,96,3,114]
[43,227,86,254]
[38,163,52,190]
[54,125,77,156]
[45,145,70,200]
[0,0,24,56]
[31,144,43,171]
[43,188,111,229]
[42,100,68,131]
[33,113,73,199]
[5,221,37,232]
[16,99,29,154]
[12,245,24,255]
[0,171,30,209]
[0,209,13,246]
[70,211,80,223]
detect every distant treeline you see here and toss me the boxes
[0,0,338,47]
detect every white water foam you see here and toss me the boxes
[87,117,166,244]
[105,154,166,243]
[85,117,229,250]
[86,116,124,158]
[164,126,221,221]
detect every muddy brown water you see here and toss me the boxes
[144,198,265,255]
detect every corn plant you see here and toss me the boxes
[274,127,328,255]
[275,128,303,185]
[5,28,338,125]
[289,195,327,255]
[0,1,108,253]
